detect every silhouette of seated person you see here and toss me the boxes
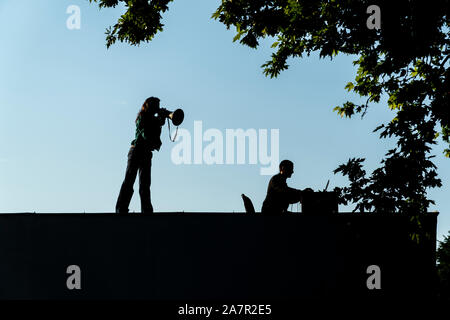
[261,160,310,214]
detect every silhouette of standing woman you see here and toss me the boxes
[115,97,166,214]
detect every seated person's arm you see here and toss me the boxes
[288,188,303,204]
[270,177,302,204]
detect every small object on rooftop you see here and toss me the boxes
[241,194,256,214]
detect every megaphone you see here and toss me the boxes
[167,108,184,126]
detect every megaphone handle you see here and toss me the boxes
[167,118,179,142]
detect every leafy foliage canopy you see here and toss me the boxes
[90,0,450,214]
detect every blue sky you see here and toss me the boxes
[0,0,449,242]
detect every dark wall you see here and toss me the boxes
[0,213,438,301]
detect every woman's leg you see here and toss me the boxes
[115,146,139,213]
[139,150,153,213]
